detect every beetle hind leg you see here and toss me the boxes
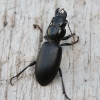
[59,68,71,100]
[10,61,36,86]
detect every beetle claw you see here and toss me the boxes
[72,36,79,44]
[10,76,17,86]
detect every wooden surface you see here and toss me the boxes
[0,0,100,100]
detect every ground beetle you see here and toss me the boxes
[10,8,79,100]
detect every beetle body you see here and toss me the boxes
[35,42,62,86]
[35,8,67,86]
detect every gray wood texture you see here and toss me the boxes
[0,0,100,100]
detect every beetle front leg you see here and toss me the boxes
[33,24,43,42]
[33,24,43,33]
[62,33,75,40]
[60,36,79,46]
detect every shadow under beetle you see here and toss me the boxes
[10,8,79,100]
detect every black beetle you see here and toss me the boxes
[10,8,79,100]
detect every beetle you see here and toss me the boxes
[10,8,79,100]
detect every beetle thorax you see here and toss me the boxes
[46,25,66,41]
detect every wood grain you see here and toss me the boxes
[0,0,100,100]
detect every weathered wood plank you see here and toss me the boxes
[0,0,100,100]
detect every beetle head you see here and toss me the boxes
[55,8,67,18]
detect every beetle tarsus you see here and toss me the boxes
[10,76,18,86]
[59,68,71,100]
[64,94,71,100]
[33,24,43,33]
[72,36,79,44]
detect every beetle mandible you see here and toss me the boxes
[10,8,79,100]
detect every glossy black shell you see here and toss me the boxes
[46,25,66,41]
[35,42,62,86]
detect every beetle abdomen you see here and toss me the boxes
[35,42,62,86]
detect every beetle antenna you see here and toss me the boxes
[66,20,75,42]
[59,68,71,100]
[10,61,36,86]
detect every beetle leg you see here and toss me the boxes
[10,61,36,86]
[60,36,79,46]
[33,24,43,42]
[59,68,71,100]
[72,36,79,44]
[62,33,75,40]
[33,24,43,33]
[60,43,73,46]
